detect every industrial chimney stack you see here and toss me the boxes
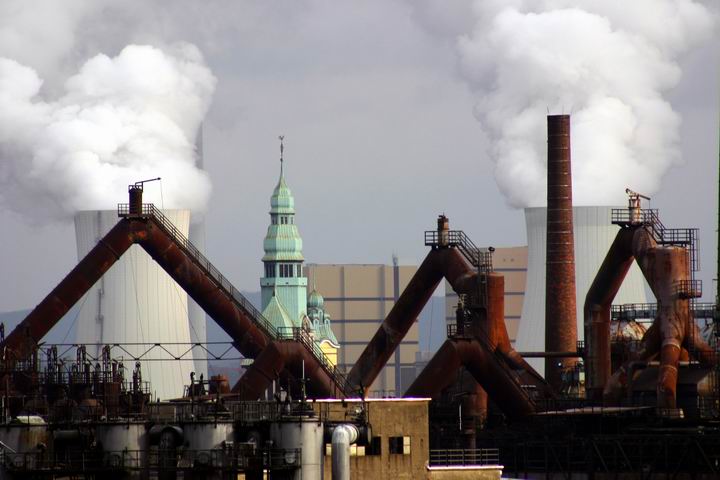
[544,115,578,390]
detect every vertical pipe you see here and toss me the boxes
[545,115,578,390]
[331,425,358,480]
[128,185,143,215]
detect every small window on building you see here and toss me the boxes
[265,264,274,277]
[366,437,382,456]
[289,217,294,224]
[349,444,365,457]
[271,216,278,225]
[389,436,410,455]
[295,264,301,277]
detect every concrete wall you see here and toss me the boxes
[426,466,502,480]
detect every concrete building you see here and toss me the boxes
[445,246,528,347]
[74,210,196,401]
[305,262,420,396]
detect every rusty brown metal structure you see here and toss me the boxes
[545,114,578,390]
[347,216,549,419]
[0,186,342,399]
[404,338,535,420]
[233,339,344,399]
[585,205,716,407]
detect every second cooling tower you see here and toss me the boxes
[516,206,649,374]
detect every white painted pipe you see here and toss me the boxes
[331,424,358,480]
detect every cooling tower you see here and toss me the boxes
[74,210,196,401]
[188,124,208,378]
[516,206,648,373]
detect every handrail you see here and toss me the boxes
[611,302,717,320]
[276,327,350,395]
[429,448,500,466]
[611,208,699,272]
[424,230,493,271]
[118,203,347,395]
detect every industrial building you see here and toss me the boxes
[0,115,718,478]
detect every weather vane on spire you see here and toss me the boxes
[278,135,285,175]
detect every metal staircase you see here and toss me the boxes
[118,203,349,395]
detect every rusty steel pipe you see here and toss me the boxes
[583,227,638,399]
[233,341,342,399]
[0,220,139,366]
[138,221,270,357]
[347,246,543,394]
[545,114,578,390]
[405,339,535,420]
[347,248,445,392]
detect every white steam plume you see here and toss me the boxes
[454,0,716,207]
[0,43,216,220]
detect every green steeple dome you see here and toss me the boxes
[262,164,304,262]
[308,289,324,310]
[260,136,308,327]
[270,174,295,214]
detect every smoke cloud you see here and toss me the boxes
[0,43,216,220]
[452,0,716,207]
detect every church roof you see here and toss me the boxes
[262,293,295,334]
[314,317,340,348]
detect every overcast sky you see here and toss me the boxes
[0,0,718,313]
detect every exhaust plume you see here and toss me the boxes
[0,43,216,220]
[453,0,716,207]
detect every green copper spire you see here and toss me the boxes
[260,136,308,329]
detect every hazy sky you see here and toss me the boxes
[0,0,718,313]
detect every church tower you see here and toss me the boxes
[260,136,308,333]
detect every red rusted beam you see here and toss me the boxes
[346,248,445,392]
[233,340,342,399]
[583,227,637,399]
[139,221,269,357]
[405,338,535,420]
[1,220,139,366]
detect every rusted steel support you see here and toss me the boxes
[233,341,341,399]
[584,227,638,399]
[139,221,269,358]
[1,220,139,366]
[347,249,445,392]
[405,339,535,420]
